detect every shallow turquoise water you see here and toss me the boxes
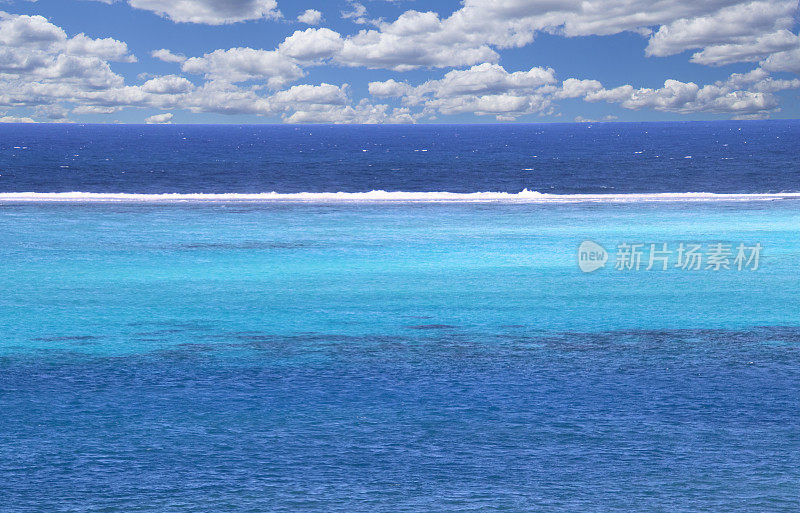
[2,201,800,511]
[2,202,799,352]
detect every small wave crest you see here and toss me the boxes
[1,190,799,203]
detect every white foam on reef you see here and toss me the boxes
[2,190,800,203]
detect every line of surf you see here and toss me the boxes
[2,190,800,203]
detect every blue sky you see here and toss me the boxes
[1,0,799,123]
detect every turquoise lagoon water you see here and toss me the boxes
[1,200,799,511]
[2,201,799,350]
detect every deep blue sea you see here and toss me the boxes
[1,121,799,193]
[1,122,800,512]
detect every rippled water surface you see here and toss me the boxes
[2,201,799,511]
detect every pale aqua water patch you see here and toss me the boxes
[1,201,799,356]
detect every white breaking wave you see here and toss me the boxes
[1,190,800,203]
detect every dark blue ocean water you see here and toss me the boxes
[2,123,800,512]
[1,121,798,193]
[4,328,800,512]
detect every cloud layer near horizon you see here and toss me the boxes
[1,0,799,123]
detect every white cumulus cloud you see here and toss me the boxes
[691,30,800,66]
[0,114,36,123]
[644,1,797,57]
[297,9,322,25]
[141,75,194,94]
[278,28,344,61]
[151,48,187,64]
[145,112,173,123]
[761,44,800,73]
[97,0,281,25]
[370,63,558,120]
[181,47,304,87]
[583,75,799,116]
